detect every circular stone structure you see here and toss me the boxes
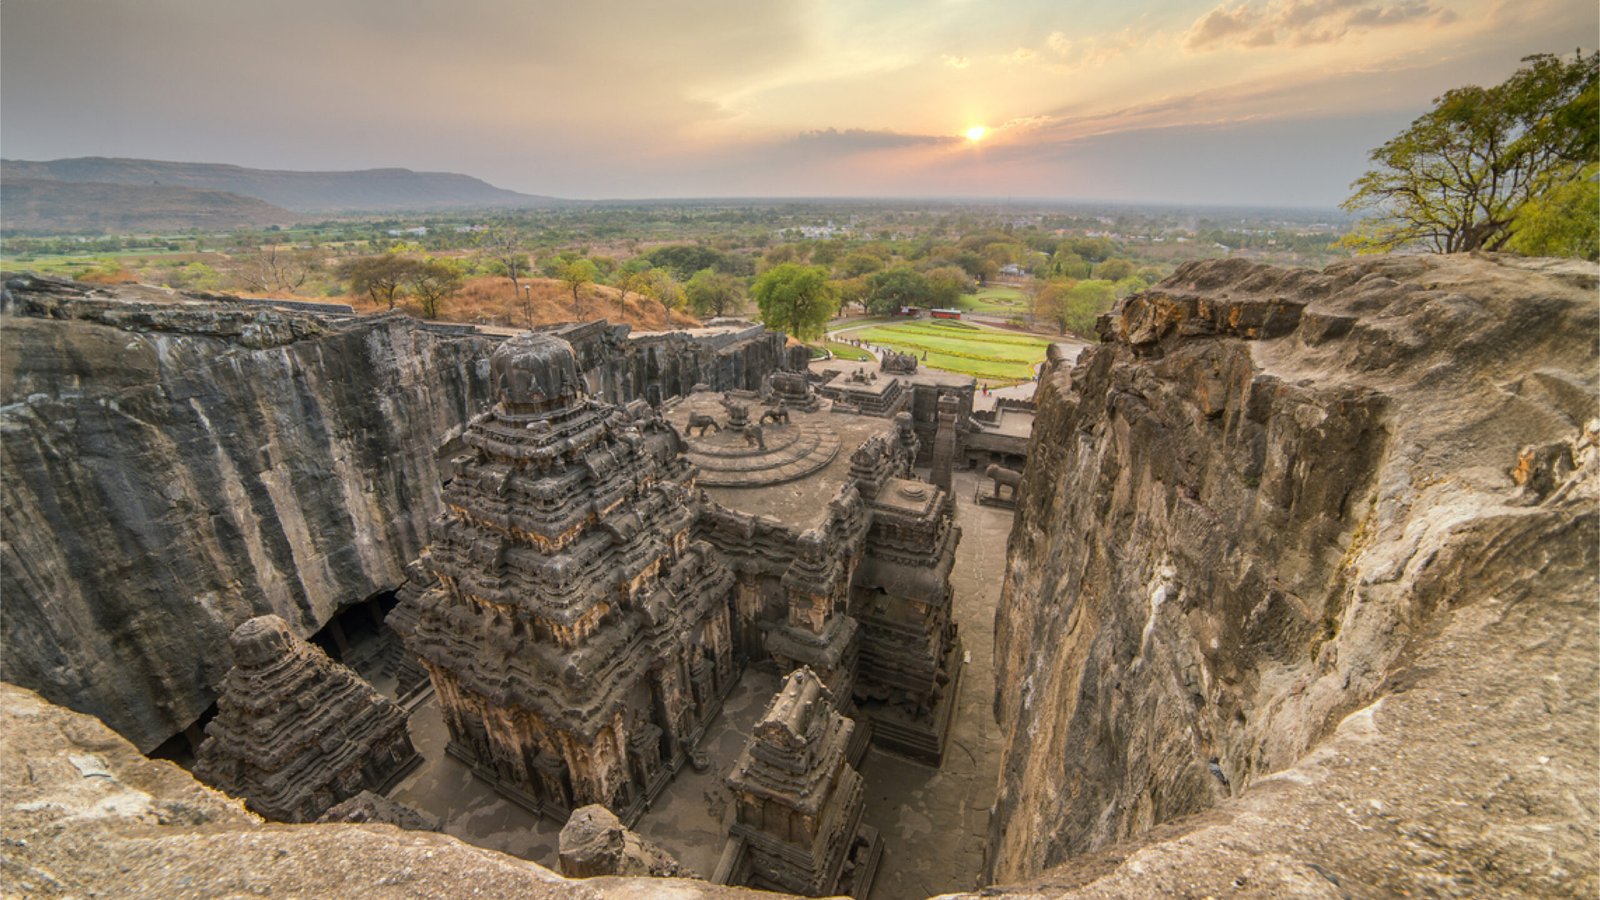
[669,395,840,487]
[490,332,581,416]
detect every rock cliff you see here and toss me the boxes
[0,276,497,752]
[988,254,1598,892]
[0,681,756,899]
[0,277,807,756]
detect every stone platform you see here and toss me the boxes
[669,394,841,487]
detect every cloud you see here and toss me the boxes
[1183,0,1455,50]
[791,128,959,150]
[942,54,971,69]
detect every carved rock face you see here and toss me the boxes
[491,333,581,415]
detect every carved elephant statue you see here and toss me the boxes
[985,463,1023,499]
[687,413,721,436]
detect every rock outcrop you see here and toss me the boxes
[988,254,1598,893]
[0,681,760,899]
[558,805,692,879]
[547,319,808,407]
[0,276,497,752]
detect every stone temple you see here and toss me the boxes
[194,615,419,823]
[402,333,738,825]
[398,331,965,895]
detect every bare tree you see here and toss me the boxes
[478,227,528,296]
[236,245,319,294]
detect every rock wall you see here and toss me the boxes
[988,255,1598,884]
[0,276,497,752]
[547,320,808,407]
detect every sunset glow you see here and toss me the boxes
[2,0,1595,204]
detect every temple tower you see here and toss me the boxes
[402,333,738,825]
[723,667,881,897]
[194,615,418,823]
[847,420,963,764]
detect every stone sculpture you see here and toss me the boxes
[880,349,918,375]
[720,393,752,430]
[193,615,418,824]
[761,399,790,426]
[687,412,721,436]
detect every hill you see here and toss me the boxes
[0,177,299,234]
[1,157,560,214]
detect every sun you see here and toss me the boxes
[964,125,988,143]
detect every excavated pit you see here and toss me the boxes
[2,255,1596,899]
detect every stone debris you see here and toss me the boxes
[558,804,694,879]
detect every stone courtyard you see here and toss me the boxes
[361,466,1008,898]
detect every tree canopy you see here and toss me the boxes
[1342,51,1597,256]
[556,257,597,317]
[752,263,835,341]
[864,266,931,315]
[337,254,419,309]
[684,268,743,317]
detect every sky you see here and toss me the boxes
[2,0,1594,207]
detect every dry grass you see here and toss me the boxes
[349,276,701,330]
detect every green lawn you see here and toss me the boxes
[954,284,1027,314]
[851,319,1049,385]
[819,339,873,361]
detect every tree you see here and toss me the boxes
[613,260,653,320]
[1091,257,1136,281]
[1342,51,1597,254]
[864,266,931,315]
[408,258,463,320]
[338,255,420,309]
[235,245,319,294]
[684,268,743,318]
[557,257,598,318]
[641,269,684,316]
[752,263,835,340]
[1035,278,1116,336]
[1507,163,1599,260]
[478,227,529,296]
[836,250,886,278]
[925,265,973,307]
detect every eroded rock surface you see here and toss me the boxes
[988,254,1598,894]
[0,682,762,899]
[558,804,692,879]
[1,276,497,752]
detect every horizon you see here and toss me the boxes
[2,1,1595,208]
[0,154,1358,215]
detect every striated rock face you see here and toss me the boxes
[547,320,809,406]
[988,254,1598,889]
[0,276,497,752]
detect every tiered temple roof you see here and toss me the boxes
[724,667,880,897]
[193,615,418,823]
[402,333,738,824]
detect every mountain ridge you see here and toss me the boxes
[1,156,561,214]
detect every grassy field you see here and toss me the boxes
[954,284,1028,315]
[820,339,873,361]
[851,319,1049,385]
